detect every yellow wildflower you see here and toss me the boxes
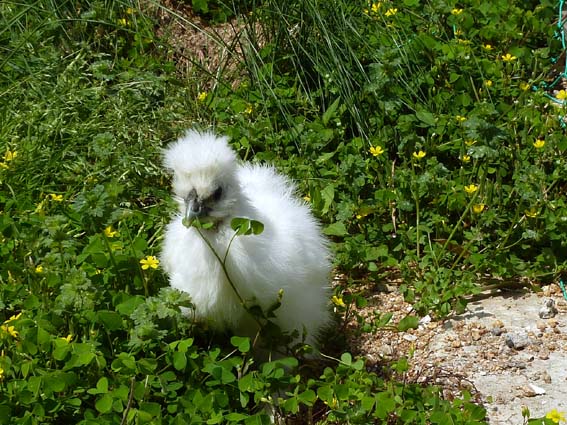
[384,8,397,17]
[461,155,471,163]
[140,255,160,270]
[525,207,539,218]
[484,80,493,87]
[197,91,207,102]
[413,150,426,160]
[483,44,493,50]
[370,146,385,157]
[451,8,463,15]
[371,2,381,13]
[0,367,4,380]
[472,204,485,214]
[546,409,566,424]
[464,184,478,194]
[454,28,463,36]
[49,194,63,202]
[104,226,118,238]
[0,162,8,169]
[331,295,346,308]
[502,53,517,62]
[4,313,22,323]
[244,104,253,114]
[4,151,17,162]
[117,18,128,26]
[1,325,18,338]
[35,265,44,273]
[456,115,467,122]
[556,90,567,101]
[533,139,545,149]
[520,82,531,91]
[62,334,73,343]
[126,7,135,14]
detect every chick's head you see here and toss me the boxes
[164,130,239,226]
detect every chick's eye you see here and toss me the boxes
[212,186,223,201]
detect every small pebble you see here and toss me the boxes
[539,298,558,319]
[505,332,531,350]
[491,327,504,336]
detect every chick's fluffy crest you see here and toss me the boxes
[163,130,237,191]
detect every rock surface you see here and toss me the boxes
[346,283,567,424]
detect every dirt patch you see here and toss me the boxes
[154,1,258,88]
[344,280,567,423]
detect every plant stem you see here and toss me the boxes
[194,227,264,329]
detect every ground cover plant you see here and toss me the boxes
[0,0,565,423]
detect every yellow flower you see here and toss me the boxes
[546,409,566,424]
[456,115,467,122]
[1,325,18,338]
[49,194,63,202]
[197,91,207,102]
[371,2,382,13]
[303,195,311,203]
[520,82,531,91]
[117,18,128,26]
[0,367,4,380]
[483,44,493,50]
[140,255,159,270]
[0,162,8,169]
[104,226,118,238]
[244,104,253,114]
[62,334,73,343]
[472,204,485,214]
[484,80,493,87]
[533,139,545,149]
[454,28,463,36]
[384,8,397,17]
[4,150,17,162]
[556,90,567,101]
[502,53,517,62]
[35,265,44,274]
[331,295,346,308]
[464,184,478,194]
[525,207,539,218]
[4,313,22,324]
[451,8,463,15]
[370,146,385,157]
[461,155,471,163]
[413,150,426,160]
[126,7,135,14]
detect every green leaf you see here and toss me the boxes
[231,218,264,235]
[416,110,436,126]
[172,351,187,371]
[97,310,123,331]
[320,184,335,215]
[322,97,341,126]
[88,377,109,395]
[397,315,419,331]
[324,222,348,236]
[95,393,113,414]
[230,336,250,353]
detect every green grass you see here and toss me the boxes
[0,0,565,423]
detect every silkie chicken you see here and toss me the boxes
[161,130,332,349]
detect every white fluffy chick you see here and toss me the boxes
[161,130,332,348]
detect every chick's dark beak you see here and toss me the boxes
[184,198,205,226]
